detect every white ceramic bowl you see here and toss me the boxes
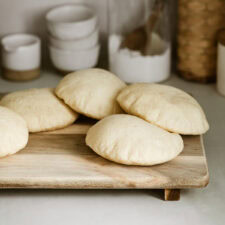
[46,4,97,40]
[49,44,100,71]
[1,33,41,71]
[48,27,99,51]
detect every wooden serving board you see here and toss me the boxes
[0,118,209,200]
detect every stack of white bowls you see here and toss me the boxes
[46,4,100,72]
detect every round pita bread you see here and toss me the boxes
[86,114,183,166]
[117,83,209,135]
[0,88,78,133]
[0,106,28,157]
[55,68,126,119]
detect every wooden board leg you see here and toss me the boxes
[164,189,180,201]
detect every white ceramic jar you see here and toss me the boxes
[46,4,97,40]
[49,44,100,72]
[48,27,99,51]
[1,33,41,81]
[217,29,225,96]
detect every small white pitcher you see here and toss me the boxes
[1,33,41,81]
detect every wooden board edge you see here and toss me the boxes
[0,178,210,189]
[200,135,210,187]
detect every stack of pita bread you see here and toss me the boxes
[0,68,209,166]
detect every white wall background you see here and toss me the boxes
[0,0,108,37]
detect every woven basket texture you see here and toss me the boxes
[177,0,225,83]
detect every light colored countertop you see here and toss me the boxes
[0,71,224,225]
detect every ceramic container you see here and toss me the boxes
[1,33,41,81]
[48,27,99,51]
[49,44,100,72]
[217,29,225,96]
[46,4,97,40]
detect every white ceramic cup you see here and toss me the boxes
[1,33,41,71]
[48,27,99,51]
[217,42,225,96]
[49,44,100,71]
[46,4,97,40]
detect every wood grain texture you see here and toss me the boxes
[164,189,180,201]
[0,119,209,189]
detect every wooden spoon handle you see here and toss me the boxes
[143,0,165,55]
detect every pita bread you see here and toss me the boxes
[117,83,209,135]
[55,68,126,119]
[0,106,28,157]
[0,88,78,133]
[86,114,183,166]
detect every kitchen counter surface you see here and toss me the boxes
[0,70,224,225]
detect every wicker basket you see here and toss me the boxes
[177,0,225,83]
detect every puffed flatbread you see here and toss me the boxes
[0,88,78,132]
[86,114,183,166]
[55,68,126,119]
[0,106,28,157]
[117,83,209,135]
